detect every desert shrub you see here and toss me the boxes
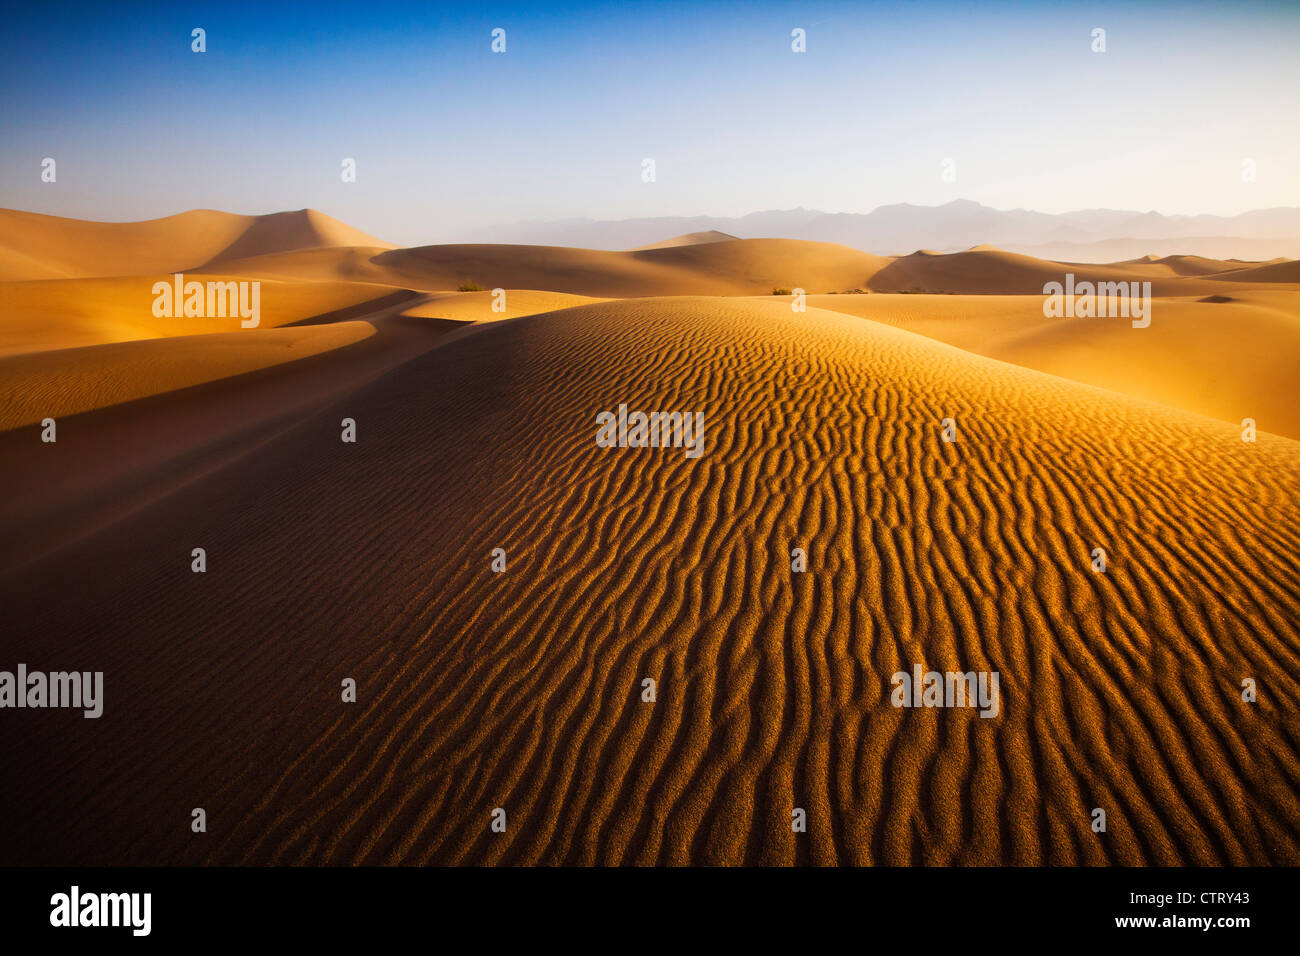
[771,287,792,296]
[457,280,483,292]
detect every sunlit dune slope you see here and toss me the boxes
[398,289,608,322]
[801,290,1300,439]
[0,275,405,355]
[0,321,376,429]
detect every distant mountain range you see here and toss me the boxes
[457,199,1300,262]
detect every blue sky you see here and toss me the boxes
[1,0,1297,244]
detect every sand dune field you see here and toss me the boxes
[1,209,1297,866]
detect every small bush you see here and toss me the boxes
[457,280,483,292]
[771,287,792,296]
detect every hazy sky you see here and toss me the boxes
[2,0,1297,245]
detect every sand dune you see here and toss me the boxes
[1153,254,1246,276]
[367,241,1292,298]
[1213,259,1300,283]
[1019,237,1300,266]
[865,246,1283,296]
[201,209,393,266]
[1113,253,1247,277]
[0,295,1296,867]
[0,207,391,281]
[0,275,405,355]
[370,238,893,296]
[801,290,1300,439]
[634,230,739,250]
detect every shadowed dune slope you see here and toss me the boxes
[0,321,376,429]
[0,207,392,281]
[0,297,1296,866]
[801,291,1300,440]
[0,309,456,573]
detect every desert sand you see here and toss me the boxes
[798,290,1300,440]
[0,209,1296,866]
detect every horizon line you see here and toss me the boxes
[5,197,1300,234]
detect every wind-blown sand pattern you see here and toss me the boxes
[1,211,1298,866]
